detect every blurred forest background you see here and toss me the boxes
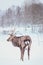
[0,0,43,33]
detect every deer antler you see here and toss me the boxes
[8,28,16,36]
[11,28,15,34]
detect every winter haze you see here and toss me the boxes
[0,0,43,65]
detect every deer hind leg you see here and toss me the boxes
[28,46,30,59]
[20,47,25,61]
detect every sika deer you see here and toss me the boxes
[7,33,32,61]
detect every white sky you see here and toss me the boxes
[0,0,24,10]
[0,0,43,10]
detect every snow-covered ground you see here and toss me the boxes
[0,27,43,65]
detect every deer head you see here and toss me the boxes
[7,28,16,41]
[7,33,14,41]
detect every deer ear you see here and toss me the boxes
[8,33,13,36]
[10,34,13,36]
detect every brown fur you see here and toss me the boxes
[7,34,32,61]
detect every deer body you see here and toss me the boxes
[7,34,32,61]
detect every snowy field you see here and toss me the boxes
[0,27,43,65]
